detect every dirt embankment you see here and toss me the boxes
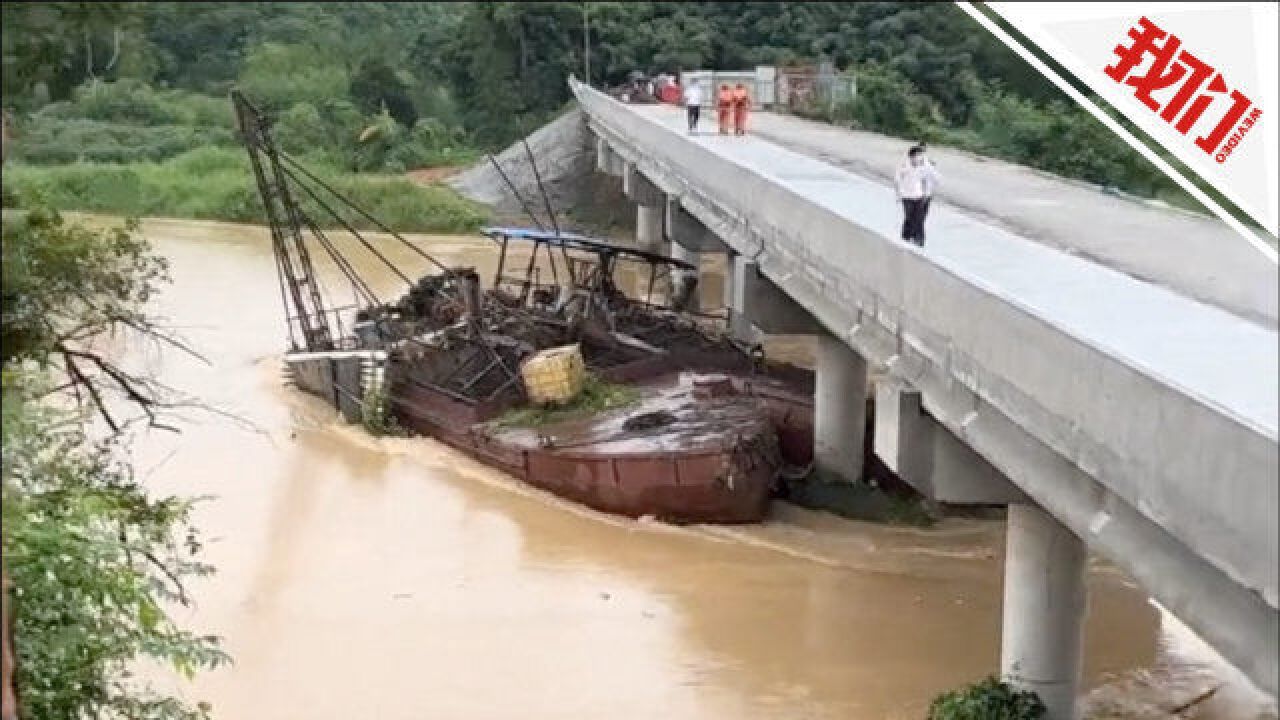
[405,166,465,184]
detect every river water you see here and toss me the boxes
[114,217,1273,719]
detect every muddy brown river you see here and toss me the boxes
[112,217,1272,719]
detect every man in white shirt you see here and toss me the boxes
[894,144,940,246]
[682,79,703,134]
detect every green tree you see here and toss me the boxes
[275,102,332,157]
[1,2,146,107]
[2,387,227,720]
[236,42,349,115]
[2,196,228,720]
[350,58,418,128]
[840,62,940,138]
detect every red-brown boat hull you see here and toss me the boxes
[389,374,783,524]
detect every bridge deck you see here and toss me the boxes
[746,111,1278,328]
[628,103,1277,439]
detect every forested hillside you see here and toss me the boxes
[1,1,1196,222]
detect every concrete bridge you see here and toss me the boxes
[569,77,1278,716]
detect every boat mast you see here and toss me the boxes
[232,90,334,352]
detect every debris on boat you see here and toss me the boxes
[232,89,819,523]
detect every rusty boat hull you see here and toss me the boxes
[384,353,814,525]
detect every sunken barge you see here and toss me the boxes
[233,90,823,523]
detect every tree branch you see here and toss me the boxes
[84,26,95,81]
[134,547,190,607]
[105,26,120,72]
[61,351,119,434]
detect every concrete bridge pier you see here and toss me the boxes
[1001,503,1087,720]
[725,252,762,344]
[664,197,730,315]
[875,381,1084,716]
[667,243,700,311]
[623,163,665,253]
[814,332,868,484]
[636,206,663,254]
[725,256,868,483]
[595,136,625,177]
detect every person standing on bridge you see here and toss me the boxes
[717,84,734,135]
[731,83,750,136]
[682,78,704,134]
[895,144,940,247]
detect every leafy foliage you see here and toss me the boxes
[2,388,229,720]
[9,118,233,165]
[1,193,228,719]
[3,2,1201,210]
[237,42,350,115]
[4,149,489,234]
[1,204,166,368]
[351,59,418,128]
[819,62,940,140]
[39,78,233,128]
[1,2,146,108]
[928,676,1046,720]
[360,384,403,437]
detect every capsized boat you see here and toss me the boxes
[233,89,817,523]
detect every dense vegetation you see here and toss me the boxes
[927,676,1046,720]
[3,1,1202,218]
[5,147,486,234]
[441,2,1194,206]
[1,193,229,719]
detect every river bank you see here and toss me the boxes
[4,148,488,234]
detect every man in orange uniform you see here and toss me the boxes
[716,84,733,135]
[732,83,750,135]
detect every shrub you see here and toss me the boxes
[11,118,235,165]
[38,79,234,128]
[826,63,940,139]
[928,676,1046,720]
[351,59,418,128]
[970,90,1055,166]
[360,384,402,437]
[237,43,350,114]
[352,108,403,172]
[4,151,489,234]
[383,118,479,170]
[275,102,333,157]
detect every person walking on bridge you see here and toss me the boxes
[731,83,750,135]
[682,78,703,134]
[895,144,940,247]
[716,84,734,135]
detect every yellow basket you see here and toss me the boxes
[520,344,586,406]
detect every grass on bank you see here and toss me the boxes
[3,146,489,234]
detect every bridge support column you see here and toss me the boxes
[668,242,700,311]
[1001,503,1087,720]
[624,163,665,253]
[815,332,867,484]
[595,136,611,174]
[725,252,760,343]
[636,205,664,254]
[665,197,730,314]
